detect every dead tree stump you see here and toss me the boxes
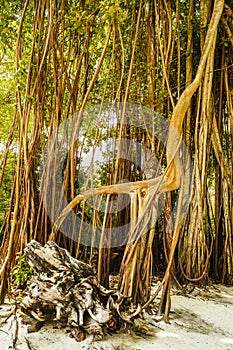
[20,240,142,342]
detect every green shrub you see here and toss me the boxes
[11,253,33,288]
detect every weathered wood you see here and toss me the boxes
[20,240,143,342]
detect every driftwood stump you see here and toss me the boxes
[20,240,143,342]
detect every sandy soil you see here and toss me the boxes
[0,283,233,350]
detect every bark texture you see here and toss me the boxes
[20,240,147,343]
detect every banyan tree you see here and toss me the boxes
[0,0,233,323]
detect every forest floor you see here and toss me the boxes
[0,282,233,350]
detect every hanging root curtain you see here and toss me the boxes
[1,0,233,332]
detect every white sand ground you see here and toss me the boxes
[0,284,233,350]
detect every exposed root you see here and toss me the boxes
[19,240,157,345]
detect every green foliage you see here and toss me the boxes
[0,49,16,142]
[0,0,21,51]
[11,253,33,288]
[0,3,19,148]
[0,150,16,224]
